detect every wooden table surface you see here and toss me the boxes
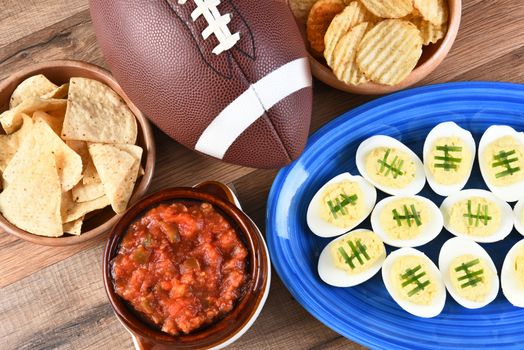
[1,1,524,349]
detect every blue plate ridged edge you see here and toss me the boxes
[266,82,524,350]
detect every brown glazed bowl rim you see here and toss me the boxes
[0,60,156,246]
[289,0,462,95]
[103,185,270,349]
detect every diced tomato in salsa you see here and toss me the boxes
[111,201,249,335]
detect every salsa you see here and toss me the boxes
[111,201,249,335]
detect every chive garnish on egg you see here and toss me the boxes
[492,149,520,178]
[434,144,462,171]
[454,258,484,288]
[378,148,404,178]
[400,265,431,297]
[463,200,491,226]
[392,204,422,227]
[337,239,370,270]
[327,193,358,218]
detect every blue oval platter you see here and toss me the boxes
[266,82,524,350]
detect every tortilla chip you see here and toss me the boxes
[0,114,33,171]
[72,181,105,203]
[41,83,69,100]
[33,110,64,135]
[61,191,110,222]
[9,74,58,109]
[0,133,62,237]
[0,98,66,134]
[82,160,100,184]
[115,144,143,164]
[4,119,82,191]
[66,140,101,185]
[88,143,142,214]
[63,216,83,236]
[61,77,137,144]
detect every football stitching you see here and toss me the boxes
[227,0,256,60]
[165,0,234,79]
[178,0,240,55]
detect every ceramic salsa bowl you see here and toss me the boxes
[103,181,271,350]
[0,60,156,246]
[288,0,462,95]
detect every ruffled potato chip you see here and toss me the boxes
[359,0,413,19]
[357,19,423,86]
[324,2,376,67]
[306,0,346,55]
[411,16,447,45]
[332,22,371,85]
[413,0,448,25]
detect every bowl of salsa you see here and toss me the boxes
[103,182,270,349]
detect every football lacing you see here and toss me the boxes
[178,0,240,55]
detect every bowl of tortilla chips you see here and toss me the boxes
[0,60,155,246]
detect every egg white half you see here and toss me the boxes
[307,173,377,238]
[440,189,513,243]
[513,198,524,237]
[356,135,426,196]
[318,229,385,287]
[438,237,499,309]
[501,239,524,307]
[478,126,524,202]
[371,195,443,248]
[382,248,446,318]
[423,122,476,197]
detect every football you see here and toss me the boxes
[89,0,313,168]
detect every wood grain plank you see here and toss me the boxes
[0,245,134,350]
[1,0,524,348]
[0,0,88,49]
[419,0,524,85]
[452,45,524,82]
[0,10,101,78]
[0,241,364,350]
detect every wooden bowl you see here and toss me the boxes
[103,182,271,350]
[291,0,462,95]
[0,60,156,246]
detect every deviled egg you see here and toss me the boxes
[513,198,524,237]
[501,239,524,307]
[423,122,476,196]
[478,125,524,202]
[440,189,513,243]
[318,229,386,287]
[307,173,377,238]
[371,195,443,248]
[439,237,499,309]
[382,248,446,317]
[356,136,426,196]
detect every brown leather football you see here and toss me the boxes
[89,0,313,168]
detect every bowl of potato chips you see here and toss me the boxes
[0,60,155,246]
[289,0,461,94]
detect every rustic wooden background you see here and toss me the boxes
[1,0,524,349]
